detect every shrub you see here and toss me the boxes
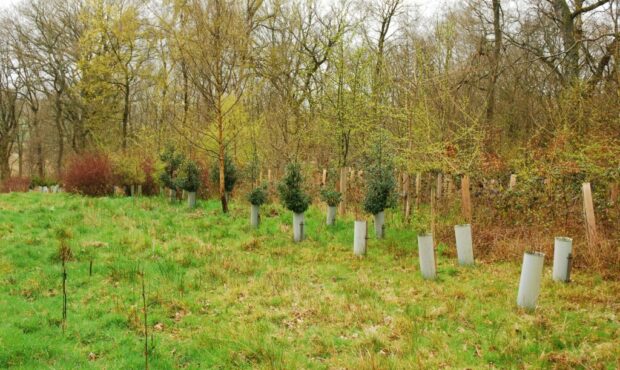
[159,145,185,190]
[278,162,310,213]
[247,184,268,206]
[31,176,57,188]
[210,153,238,193]
[363,143,396,215]
[112,154,146,187]
[63,152,114,196]
[177,159,201,192]
[320,188,342,207]
[1,176,31,193]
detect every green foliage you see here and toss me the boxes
[112,154,146,186]
[363,141,396,215]
[210,153,238,193]
[177,159,201,192]
[159,145,185,190]
[247,184,268,206]
[278,162,311,213]
[320,188,342,207]
[30,177,57,188]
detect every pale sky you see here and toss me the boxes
[0,0,455,15]
[0,0,18,8]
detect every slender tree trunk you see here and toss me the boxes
[55,91,64,177]
[17,131,23,177]
[486,0,502,126]
[217,94,228,213]
[36,141,45,179]
[122,78,130,151]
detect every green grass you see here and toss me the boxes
[0,192,618,369]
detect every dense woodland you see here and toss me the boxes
[0,0,618,271]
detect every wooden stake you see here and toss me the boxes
[430,188,436,240]
[509,174,517,189]
[582,182,598,248]
[415,172,421,209]
[436,173,443,199]
[461,175,472,223]
[430,187,438,273]
[339,167,347,215]
[403,173,411,222]
[446,176,454,197]
[610,182,618,204]
[321,169,327,187]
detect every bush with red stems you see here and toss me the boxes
[63,152,114,196]
[0,177,31,193]
[141,157,160,196]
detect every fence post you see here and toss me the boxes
[509,174,517,189]
[415,172,421,209]
[461,175,472,223]
[582,182,598,248]
[339,167,347,215]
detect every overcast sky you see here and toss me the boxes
[0,0,455,15]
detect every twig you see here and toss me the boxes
[141,269,149,370]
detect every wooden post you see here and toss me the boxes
[430,187,437,273]
[321,169,327,187]
[582,182,598,248]
[461,175,472,223]
[509,174,517,189]
[339,167,347,215]
[610,182,618,204]
[446,175,454,197]
[268,169,272,184]
[403,173,411,222]
[436,173,443,199]
[415,172,421,209]
[430,187,436,240]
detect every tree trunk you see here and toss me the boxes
[486,0,502,129]
[217,95,228,213]
[553,0,580,82]
[17,130,23,177]
[0,141,10,180]
[55,91,64,177]
[122,78,130,151]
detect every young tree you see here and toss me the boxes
[172,0,262,213]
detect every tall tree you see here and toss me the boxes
[0,25,24,180]
[173,0,262,212]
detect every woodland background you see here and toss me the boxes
[0,0,618,274]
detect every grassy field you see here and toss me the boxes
[0,192,618,369]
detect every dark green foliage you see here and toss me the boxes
[31,177,57,188]
[363,143,396,215]
[320,188,342,207]
[177,160,201,192]
[278,162,310,214]
[210,153,238,193]
[247,184,268,206]
[159,145,185,190]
